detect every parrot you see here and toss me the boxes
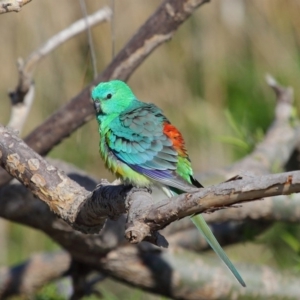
[91,80,246,287]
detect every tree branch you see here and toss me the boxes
[0,251,70,298]
[1,157,300,297]
[122,171,300,244]
[20,0,210,157]
[0,73,299,248]
[7,82,35,133]
[9,6,112,112]
[0,5,112,186]
[3,245,300,300]
[97,245,300,300]
[201,75,299,184]
[0,0,31,14]
[0,125,98,233]
[0,0,209,186]
[3,158,300,256]
[192,75,300,227]
[1,123,300,247]
[167,220,268,251]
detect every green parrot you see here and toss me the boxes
[91,80,245,287]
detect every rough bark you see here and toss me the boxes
[0,251,70,298]
[3,246,300,300]
[1,159,299,255]
[0,126,96,231]
[97,246,300,300]
[2,123,300,247]
[1,1,300,298]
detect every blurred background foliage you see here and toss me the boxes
[1,0,300,298]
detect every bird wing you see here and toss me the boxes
[106,103,198,191]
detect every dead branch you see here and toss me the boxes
[3,245,300,300]
[201,75,299,184]
[122,171,300,244]
[227,75,297,176]
[7,82,35,133]
[0,0,31,14]
[97,245,300,300]
[167,220,268,251]
[21,0,210,156]
[0,0,209,186]
[2,124,300,247]
[0,180,127,259]
[0,251,70,298]
[0,158,300,298]
[2,158,299,255]
[69,259,105,300]
[204,193,300,224]
[9,6,112,109]
[0,125,98,232]
[1,5,112,189]
[25,6,111,72]
[189,75,299,226]
[2,76,300,252]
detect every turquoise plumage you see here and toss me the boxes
[92,80,246,287]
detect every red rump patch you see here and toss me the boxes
[163,122,187,156]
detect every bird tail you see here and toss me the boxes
[191,214,246,287]
[163,185,245,287]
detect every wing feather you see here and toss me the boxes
[107,102,197,191]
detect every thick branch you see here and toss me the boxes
[0,125,100,233]
[167,194,299,251]
[1,159,300,297]
[2,123,300,246]
[3,158,300,255]
[3,246,300,299]
[0,181,127,258]
[0,251,70,298]
[2,75,300,250]
[97,246,300,300]
[167,220,268,251]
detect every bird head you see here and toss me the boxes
[91,80,135,115]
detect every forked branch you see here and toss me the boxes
[1,123,300,246]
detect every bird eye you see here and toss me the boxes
[106,93,112,100]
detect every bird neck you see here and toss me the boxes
[96,99,144,130]
[96,112,117,131]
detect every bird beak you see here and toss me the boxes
[93,101,101,113]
